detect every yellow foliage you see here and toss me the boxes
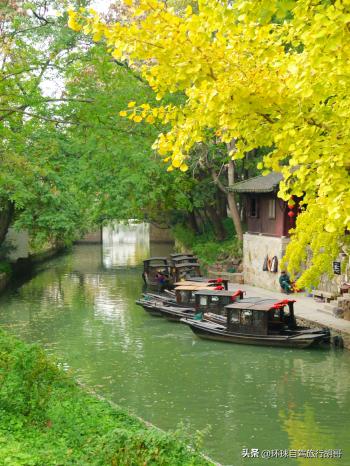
[68,0,350,288]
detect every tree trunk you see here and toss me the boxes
[0,200,14,248]
[194,209,205,233]
[211,164,243,242]
[206,205,227,241]
[187,210,200,234]
[227,192,243,241]
[216,188,227,221]
[227,159,243,241]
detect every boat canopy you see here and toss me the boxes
[174,281,214,287]
[226,298,294,312]
[143,257,168,263]
[175,285,213,291]
[194,289,243,297]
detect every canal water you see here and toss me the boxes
[0,226,350,466]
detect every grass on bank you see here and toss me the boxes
[0,329,214,466]
[172,221,242,271]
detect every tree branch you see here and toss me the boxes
[211,168,228,194]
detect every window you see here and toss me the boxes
[241,310,253,325]
[268,199,276,219]
[199,296,207,306]
[230,310,240,323]
[250,198,258,218]
[209,295,220,309]
[179,291,189,303]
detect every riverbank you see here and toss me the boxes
[0,329,215,466]
[0,246,66,298]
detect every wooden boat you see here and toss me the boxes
[135,297,164,317]
[170,255,199,265]
[139,282,234,309]
[181,298,330,348]
[170,262,202,282]
[142,257,171,289]
[137,288,246,322]
[136,285,214,316]
[142,255,206,289]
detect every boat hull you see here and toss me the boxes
[155,305,195,322]
[182,320,328,349]
[135,299,164,317]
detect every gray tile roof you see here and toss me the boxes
[228,172,283,193]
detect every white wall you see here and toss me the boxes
[243,232,290,291]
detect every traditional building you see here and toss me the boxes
[230,172,296,291]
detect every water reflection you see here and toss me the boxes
[102,222,150,268]
[0,229,349,466]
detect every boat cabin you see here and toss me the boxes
[142,257,170,287]
[224,298,296,335]
[171,262,202,282]
[174,285,213,305]
[194,289,245,314]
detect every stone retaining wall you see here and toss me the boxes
[207,270,244,284]
[243,233,290,291]
[149,224,174,243]
[75,229,102,244]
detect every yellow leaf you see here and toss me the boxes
[128,101,136,108]
[325,223,336,233]
[172,159,182,168]
[119,111,127,117]
[133,115,142,122]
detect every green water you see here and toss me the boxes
[0,242,350,466]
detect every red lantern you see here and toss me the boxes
[288,211,295,218]
[288,204,294,210]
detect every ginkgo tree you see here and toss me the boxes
[69,0,350,289]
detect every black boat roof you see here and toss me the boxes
[226,298,291,312]
[143,257,168,263]
[170,253,194,257]
[171,255,198,262]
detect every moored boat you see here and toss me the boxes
[137,288,246,322]
[181,299,330,348]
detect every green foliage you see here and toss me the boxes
[0,261,12,276]
[0,330,213,465]
[0,331,60,422]
[173,221,242,268]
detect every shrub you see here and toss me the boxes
[0,330,60,422]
